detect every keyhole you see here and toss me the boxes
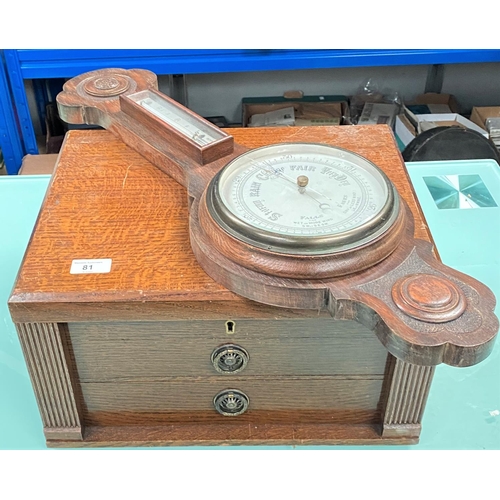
[225,320,235,334]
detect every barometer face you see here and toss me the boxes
[207,143,400,255]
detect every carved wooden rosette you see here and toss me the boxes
[392,274,466,323]
[56,68,498,370]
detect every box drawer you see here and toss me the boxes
[68,319,389,379]
[81,376,384,426]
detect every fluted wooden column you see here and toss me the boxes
[16,323,83,440]
[381,357,435,438]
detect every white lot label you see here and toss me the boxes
[70,259,112,274]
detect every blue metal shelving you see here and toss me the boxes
[2,49,500,173]
[8,49,500,77]
[0,56,24,175]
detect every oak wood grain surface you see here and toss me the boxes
[79,377,383,412]
[9,127,432,322]
[82,409,381,426]
[48,423,418,447]
[68,319,389,380]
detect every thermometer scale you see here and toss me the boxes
[127,90,224,147]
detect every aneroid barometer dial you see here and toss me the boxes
[207,143,400,255]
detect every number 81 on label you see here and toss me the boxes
[70,259,112,274]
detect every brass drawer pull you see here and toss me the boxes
[211,344,249,374]
[213,389,249,416]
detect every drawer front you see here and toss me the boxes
[68,319,389,379]
[81,377,384,425]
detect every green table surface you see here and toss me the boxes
[1,161,499,450]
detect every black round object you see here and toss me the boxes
[402,126,500,163]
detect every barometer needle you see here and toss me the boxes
[250,160,336,210]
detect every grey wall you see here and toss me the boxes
[156,62,500,124]
[160,64,430,124]
[441,63,500,112]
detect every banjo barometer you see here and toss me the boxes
[7,68,497,447]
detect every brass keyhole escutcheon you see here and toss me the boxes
[213,389,249,417]
[211,344,249,374]
[225,320,235,334]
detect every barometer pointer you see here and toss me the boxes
[248,159,335,210]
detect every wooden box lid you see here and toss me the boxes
[9,126,431,322]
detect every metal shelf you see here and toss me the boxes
[2,49,500,173]
[9,49,500,77]
[0,58,24,174]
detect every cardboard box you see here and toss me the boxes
[242,94,349,127]
[469,106,500,131]
[357,102,398,126]
[395,109,489,147]
[407,93,459,114]
[19,154,58,175]
[248,107,296,127]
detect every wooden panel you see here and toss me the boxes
[68,319,389,379]
[48,423,418,448]
[83,408,380,426]
[81,377,383,413]
[9,300,335,324]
